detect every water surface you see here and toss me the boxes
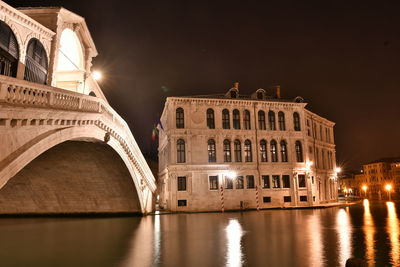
[0,200,399,267]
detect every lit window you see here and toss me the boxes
[280,140,288,162]
[209,175,219,190]
[223,139,231,162]
[270,140,278,162]
[207,109,215,129]
[268,111,276,130]
[244,139,252,162]
[260,140,267,162]
[208,139,216,162]
[272,175,280,188]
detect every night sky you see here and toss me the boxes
[6,0,400,171]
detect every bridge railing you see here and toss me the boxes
[0,75,156,193]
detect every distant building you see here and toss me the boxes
[358,158,400,197]
[158,84,338,212]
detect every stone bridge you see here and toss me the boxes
[0,75,157,214]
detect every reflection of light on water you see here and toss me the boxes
[386,202,399,266]
[225,219,244,267]
[154,214,161,265]
[308,213,324,266]
[363,199,375,266]
[337,208,352,266]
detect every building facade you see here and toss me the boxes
[158,84,338,212]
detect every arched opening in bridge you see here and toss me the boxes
[24,38,48,84]
[55,28,85,93]
[0,20,19,77]
[0,141,142,215]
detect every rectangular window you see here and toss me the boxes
[282,175,290,188]
[263,196,271,203]
[313,196,316,202]
[272,175,280,188]
[236,176,244,189]
[177,176,186,191]
[246,175,255,189]
[311,176,314,184]
[262,175,270,188]
[209,175,218,190]
[298,174,306,188]
[225,177,233,189]
[300,196,308,202]
[284,196,292,202]
[177,200,187,206]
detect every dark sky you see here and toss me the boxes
[6,0,400,171]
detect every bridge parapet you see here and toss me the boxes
[0,75,156,213]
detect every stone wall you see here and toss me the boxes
[0,141,141,215]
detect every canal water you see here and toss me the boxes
[0,200,399,267]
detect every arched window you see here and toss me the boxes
[234,139,242,162]
[243,110,251,129]
[295,141,303,162]
[260,139,267,162]
[244,140,252,162]
[268,111,276,130]
[258,110,266,130]
[0,21,19,77]
[293,112,301,131]
[176,108,184,128]
[89,91,96,97]
[223,139,231,162]
[208,139,216,162]
[207,109,215,129]
[24,38,48,84]
[222,109,230,129]
[270,140,278,162]
[278,111,286,131]
[233,109,240,129]
[280,140,288,162]
[177,139,185,163]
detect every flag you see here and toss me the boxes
[152,124,158,141]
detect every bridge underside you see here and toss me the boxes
[0,141,142,215]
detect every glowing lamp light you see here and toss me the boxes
[92,71,102,81]
[225,171,237,179]
[362,185,368,191]
[385,184,393,192]
[335,167,342,173]
[305,161,313,171]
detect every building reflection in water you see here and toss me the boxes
[363,199,375,266]
[154,213,161,265]
[336,208,352,266]
[225,219,244,267]
[308,212,324,266]
[386,202,399,266]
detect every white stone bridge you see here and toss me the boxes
[0,75,156,214]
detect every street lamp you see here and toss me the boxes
[92,70,102,81]
[335,167,342,173]
[362,185,368,198]
[385,184,393,201]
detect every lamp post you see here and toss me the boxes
[362,185,368,198]
[385,184,392,201]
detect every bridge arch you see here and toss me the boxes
[0,125,153,214]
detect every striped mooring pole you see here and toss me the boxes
[256,185,260,211]
[220,186,225,212]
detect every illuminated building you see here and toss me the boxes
[158,83,338,212]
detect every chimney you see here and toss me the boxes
[275,85,281,99]
[233,81,239,90]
